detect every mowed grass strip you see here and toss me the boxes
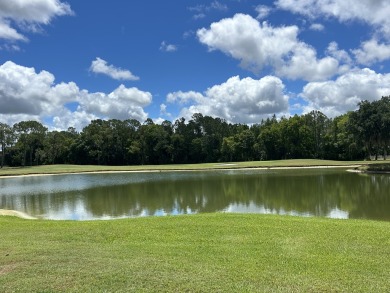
[0,159,386,177]
[1,214,389,292]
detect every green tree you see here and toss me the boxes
[13,121,47,166]
[221,136,236,162]
[139,120,172,164]
[41,128,79,164]
[189,114,230,162]
[375,96,390,159]
[349,98,390,160]
[304,110,329,158]
[0,122,14,168]
[257,120,282,160]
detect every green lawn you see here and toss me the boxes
[0,159,386,177]
[1,214,389,292]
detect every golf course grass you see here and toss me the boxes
[1,160,390,291]
[0,159,388,177]
[1,214,389,292]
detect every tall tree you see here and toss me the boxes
[13,121,47,166]
[257,120,282,160]
[41,129,79,164]
[375,96,390,159]
[139,120,172,164]
[304,110,329,159]
[0,122,14,168]
[349,98,389,160]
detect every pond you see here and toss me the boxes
[0,168,389,221]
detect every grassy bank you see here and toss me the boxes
[0,159,386,177]
[1,214,389,292]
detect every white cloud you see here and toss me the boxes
[188,1,228,19]
[0,61,151,129]
[276,42,340,81]
[78,85,151,122]
[0,0,73,41]
[167,91,204,104]
[352,38,390,65]
[0,61,75,115]
[255,5,272,20]
[52,108,99,131]
[197,13,340,81]
[309,23,324,31]
[90,57,139,81]
[160,103,171,117]
[326,42,352,64]
[210,1,228,11]
[275,0,390,37]
[0,19,26,41]
[0,113,41,128]
[167,75,289,124]
[301,68,390,117]
[198,14,297,72]
[153,117,166,125]
[160,41,177,52]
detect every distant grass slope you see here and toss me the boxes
[0,159,386,177]
[1,214,389,292]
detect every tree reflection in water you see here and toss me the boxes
[0,169,389,221]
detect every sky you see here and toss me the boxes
[1,0,390,130]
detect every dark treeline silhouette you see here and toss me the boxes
[1,97,389,167]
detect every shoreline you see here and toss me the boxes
[0,209,37,219]
[0,164,363,179]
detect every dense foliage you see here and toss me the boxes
[1,97,389,167]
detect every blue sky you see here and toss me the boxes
[1,0,390,130]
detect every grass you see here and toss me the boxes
[1,160,389,291]
[0,159,387,177]
[1,213,390,292]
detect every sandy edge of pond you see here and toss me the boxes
[0,165,363,179]
[0,209,37,219]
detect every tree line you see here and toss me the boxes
[1,97,389,168]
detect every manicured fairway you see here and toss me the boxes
[0,159,385,177]
[1,214,389,292]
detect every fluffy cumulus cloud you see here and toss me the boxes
[352,39,390,65]
[301,68,390,117]
[0,61,77,115]
[275,0,390,36]
[0,61,151,129]
[167,75,289,124]
[275,0,390,65]
[0,0,73,41]
[326,42,352,65]
[197,13,340,81]
[90,57,139,81]
[52,108,99,131]
[78,85,151,121]
[276,42,340,81]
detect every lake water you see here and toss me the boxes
[0,168,389,221]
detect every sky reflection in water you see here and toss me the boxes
[0,169,389,221]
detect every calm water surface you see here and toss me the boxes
[1,169,389,221]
